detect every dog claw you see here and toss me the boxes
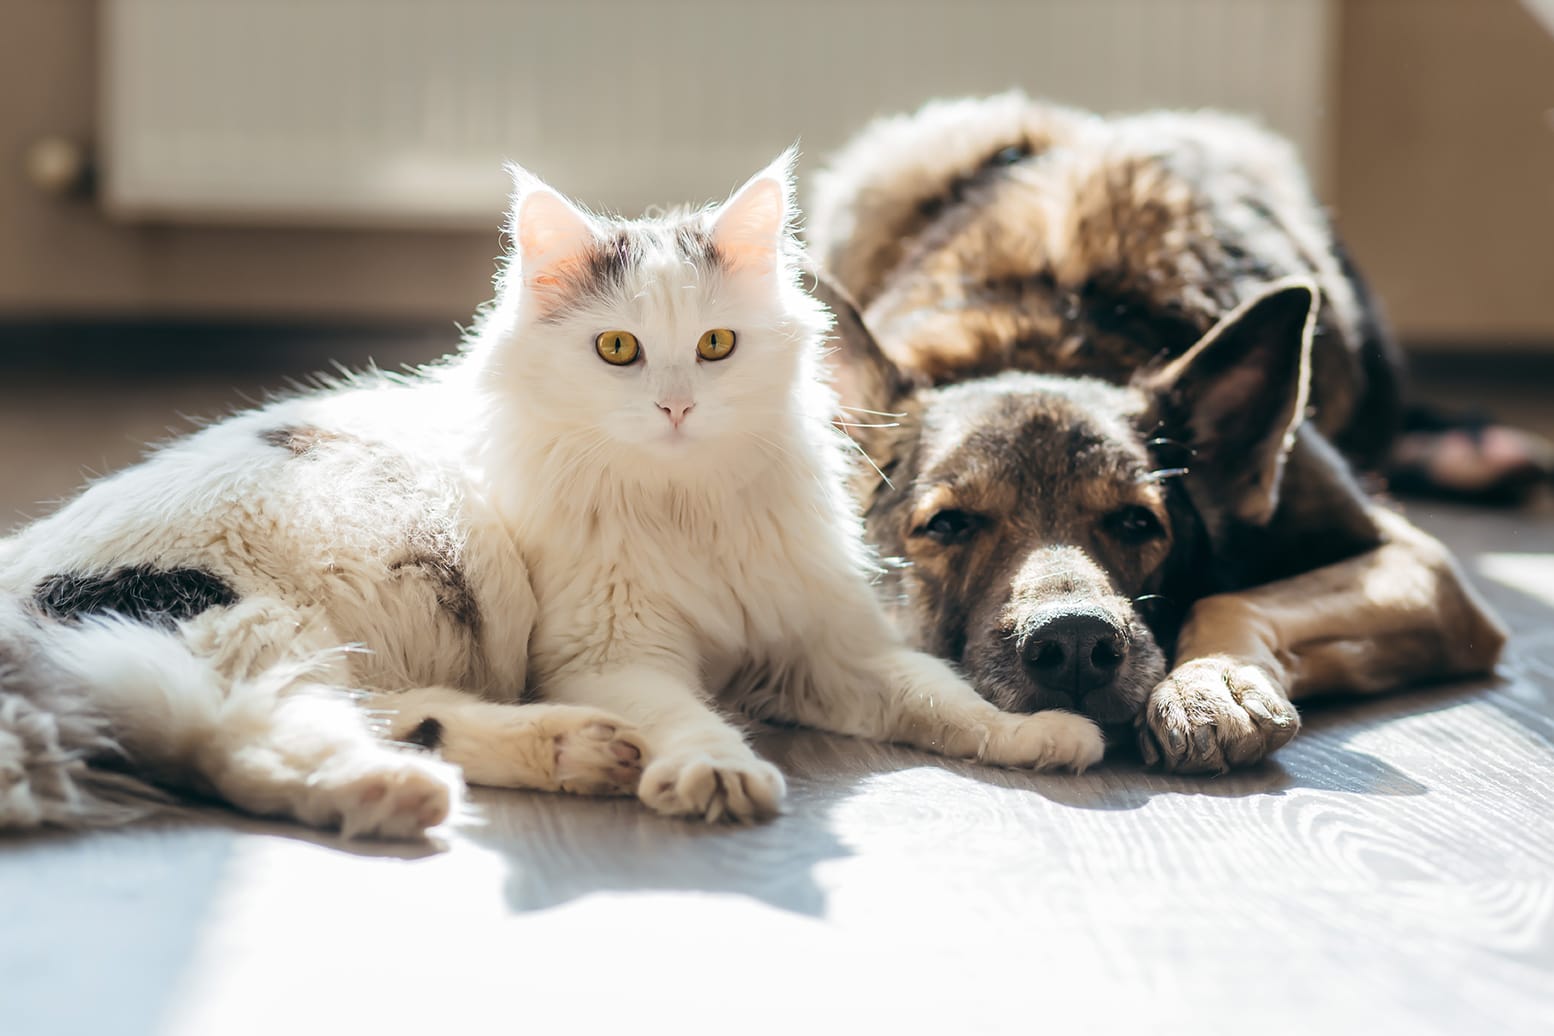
[1145,656,1301,774]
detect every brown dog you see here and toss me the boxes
[806,94,1506,772]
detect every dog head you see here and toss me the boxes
[817,271,1316,726]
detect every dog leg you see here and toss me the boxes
[1142,508,1507,773]
[544,666,785,823]
[368,686,645,797]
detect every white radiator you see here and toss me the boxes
[102,0,1336,227]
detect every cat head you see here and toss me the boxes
[477,151,832,482]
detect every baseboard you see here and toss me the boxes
[0,318,459,376]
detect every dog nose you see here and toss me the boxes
[1021,610,1127,699]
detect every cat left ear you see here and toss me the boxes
[710,148,796,276]
[505,162,597,295]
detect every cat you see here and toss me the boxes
[0,152,1102,839]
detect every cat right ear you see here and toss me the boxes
[505,162,597,298]
[710,148,796,277]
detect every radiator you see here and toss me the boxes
[101,0,1336,227]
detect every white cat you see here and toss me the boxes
[0,153,1102,838]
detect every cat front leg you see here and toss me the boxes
[368,686,645,797]
[760,616,1104,773]
[543,666,785,822]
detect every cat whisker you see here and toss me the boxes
[837,405,908,418]
[842,435,894,491]
[748,431,802,469]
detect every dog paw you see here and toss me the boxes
[309,751,462,840]
[1138,656,1300,774]
[638,750,785,823]
[983,710,1106,773]
[553,716,647,797]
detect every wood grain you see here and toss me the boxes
[1,381,1552,1036]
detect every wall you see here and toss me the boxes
[0,0,493,324]
[5,0,1554,347]
[1336,0,1554,347]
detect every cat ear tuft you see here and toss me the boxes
[710,148,797,275]
[505,162,596,292]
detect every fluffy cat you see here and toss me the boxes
[0,153,1102,838]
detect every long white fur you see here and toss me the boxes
[0,153,1102,837]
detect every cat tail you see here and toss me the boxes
[0,596,204,831]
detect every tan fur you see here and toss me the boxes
[811,92,1374,452]
[812,96,1506,772]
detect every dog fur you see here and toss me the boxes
[807,94,1506,771]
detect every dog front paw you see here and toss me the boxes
[983,711,1106,773]
[639,750,785,823]
[1139,656,1300,774]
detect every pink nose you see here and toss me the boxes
[657,401,694,428]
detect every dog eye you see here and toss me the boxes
[1106,506,1165,544]
[917,509,982,546]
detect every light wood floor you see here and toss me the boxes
[2,369,1552,1036]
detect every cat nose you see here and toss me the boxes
[657,400,694,428]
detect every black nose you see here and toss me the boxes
[1021,610,1127,699]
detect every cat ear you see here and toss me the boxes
[505,162,597,294]
[710,148,796,275]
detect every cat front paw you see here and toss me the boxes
[638,749,785,823]
[982,711,1105,773]
[553,716,647,797]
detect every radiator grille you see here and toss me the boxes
[103,0,1335,226]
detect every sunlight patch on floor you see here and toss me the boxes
[1477,552,1554,607]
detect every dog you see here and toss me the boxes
[803,94,1507,772]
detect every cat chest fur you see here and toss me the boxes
[522,474,850,686]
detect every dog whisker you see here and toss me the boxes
[1138,467,1189,483]
[1146,436,1198,457]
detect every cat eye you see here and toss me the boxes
[696,328,737,362]
[1105,505,1166,544]
[595,330,640,366]
[915,509,983,546]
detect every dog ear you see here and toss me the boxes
[1143,278,1317,527]
[803,259,917,428]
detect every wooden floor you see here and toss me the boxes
[2,368,1552,1036]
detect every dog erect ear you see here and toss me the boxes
[804,260,916,423]
[1144,278,1317,527]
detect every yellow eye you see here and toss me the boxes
[595,330,640,366]
[697,328,737,362]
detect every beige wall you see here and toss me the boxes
[0,0,493,323]
[5,0,1553,345]
[1336,0,1554,347]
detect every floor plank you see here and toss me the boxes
[2,372,1552,1036]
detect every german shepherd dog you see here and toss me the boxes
[804,94,1507,772]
